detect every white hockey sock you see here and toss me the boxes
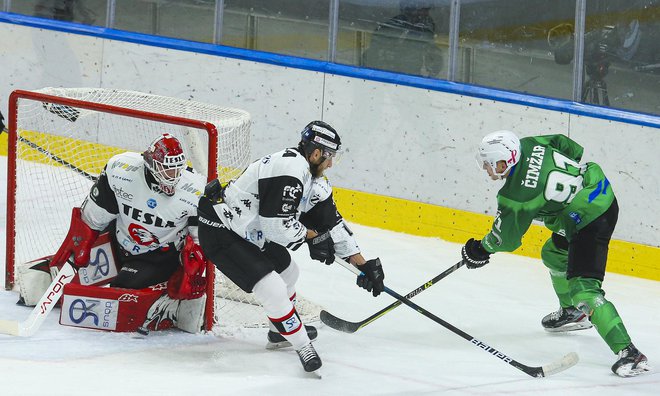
[267,261,300,333]
[253,271,309,349]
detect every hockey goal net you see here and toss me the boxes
[4,87,321,331]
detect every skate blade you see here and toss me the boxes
[615,362,652,377]
[306,368,322,379]
[266,340,293,350]
[544,322,593,333]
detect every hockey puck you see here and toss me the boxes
[136,326,150,336]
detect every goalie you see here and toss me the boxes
[18,133,208,334]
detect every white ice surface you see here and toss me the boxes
[1,156,658,396]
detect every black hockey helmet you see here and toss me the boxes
[299,120,341,160]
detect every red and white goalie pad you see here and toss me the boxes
[60,283,166,332]
[59,282,206,333]
[17,233,120,306]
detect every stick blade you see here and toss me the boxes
[541,352,579,377]
[320,310,360,333]
[0,319,23,336]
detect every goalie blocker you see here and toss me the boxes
[17,232,120,306]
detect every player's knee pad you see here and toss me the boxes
[253,272,291,314]
[541,234,569,274]
[278,259,299,295]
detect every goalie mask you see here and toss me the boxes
[476,130,521,179]
[143,133,186,196]
[299,120,342,162]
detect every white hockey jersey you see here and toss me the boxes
[206,147,360,258]
[81,152,205,255]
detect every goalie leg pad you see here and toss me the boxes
[176,295,207,334]
[141,293,180,332]
[17,257,53,307]
[60,283,164,332]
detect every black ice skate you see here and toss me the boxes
[612,343,651,377]
[266,325,318,349]
[296,342,322,375]
[541,306,593,332]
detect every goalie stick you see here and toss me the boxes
[0,262,76,337]
[334,256,579,378]
[321,260,464,333]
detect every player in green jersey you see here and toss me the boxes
[460,130,650,377]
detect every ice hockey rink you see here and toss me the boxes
[0,156,658,396]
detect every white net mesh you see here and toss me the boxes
[8,87,321,330]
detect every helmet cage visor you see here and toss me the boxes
[153,155,185,185]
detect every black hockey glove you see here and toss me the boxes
[307,231,334,265]
[461,238,491,269]
[204,179,224,203]
[356,258,385,297]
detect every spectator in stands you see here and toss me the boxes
[362,0,444,77]
[34,0,96,25]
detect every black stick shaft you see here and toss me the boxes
[334,255,549,378]
[321,261,464,332]
[383,286,544,377]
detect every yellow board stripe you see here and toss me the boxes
[2,132,657,280]
[333,187,660,282]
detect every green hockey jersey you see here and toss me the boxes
[481,134,615,253]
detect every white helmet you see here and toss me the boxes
[476,130,521,178]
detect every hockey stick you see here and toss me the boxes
[321,260,464,333]
[1,109,96,182]
[2,128,97,182]
[0,262,76,337]
[334,256,579,378]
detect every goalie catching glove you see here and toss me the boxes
[461,238,491,269]
[50,207,100,269]
[356,258,385,297]
[306,230,335,265]
[167,235,207,300]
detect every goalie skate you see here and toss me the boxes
[266,325,318,350]
[612,343,651,377]
[541,306,593,332]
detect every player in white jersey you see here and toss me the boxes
[18,134,209,333]
[197,121,386,374]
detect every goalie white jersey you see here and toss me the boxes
[81,152,205,255]
[206,147,360,257]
